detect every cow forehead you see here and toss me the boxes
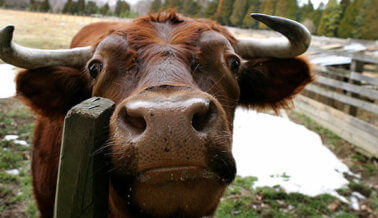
[94,30,233,61]
[199,31,234,49]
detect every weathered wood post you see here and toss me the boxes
[345,59,364,116]
[54,97,115,218]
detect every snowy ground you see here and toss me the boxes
[233,108,355,200]
[1,64,354,199]
[0,64,17,99]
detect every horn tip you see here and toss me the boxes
[0,25,15,39]
[0,25,15,48]
[250,13,269,20]
[1,25,15,33]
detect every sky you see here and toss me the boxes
[299,0,329,8]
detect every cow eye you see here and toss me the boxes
[88,61,102,78]
[227,56,240,74]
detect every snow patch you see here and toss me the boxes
[4,135,19,141]
[343,43,366,52]
[350,196,360,210]
[232,108,352,197]
[5,169,20,176]
[14,140,29,147]
[3,135,29,147]
[0,64,17,99]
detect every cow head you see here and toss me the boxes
[0,12,313,217]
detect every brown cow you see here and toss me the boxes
[0,11,313,217]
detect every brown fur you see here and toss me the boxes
[15,11,312,217]
[238,57,314,112]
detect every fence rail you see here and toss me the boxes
[294,95,378,156]
[310,49,378,65]
[294,59,378,157]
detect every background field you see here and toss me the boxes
[0,9,106,50]
[0,9,376,217]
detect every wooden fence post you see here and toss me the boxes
[54,97,115,218]
[345,60,364,116]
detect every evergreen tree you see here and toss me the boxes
[99,3,111,15]
[259,0,275,29]
[337,0,363,38]
[299,1,314,22]
[29,0,38,11]
[63,0,75,14]
[318,2,325,10]
[204,0,218,18]
[286,0,298,20]
[86,1,98,15]
[352,0,368,38]
[0,0,3,7]
[310,7,323,32]
[77,0,85,14]
[230,0,248,26]
[357,0,378,39]
[274,0,287,17]
[39,0,50,12]
[213,0,224,23]
[274,0,297,20]
[340,0,350,17]
[182,0,200,17]
[115,0,122,15]
[317,0,342,37]
[163,0,183,12]
[63,0,80,14]
[214,0,235,25]
[115,0,130,17]
[150,0,161,13]
[62,0,70,13]
[241,0,259,28]
[306,2,325,33]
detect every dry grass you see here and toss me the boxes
[0,9,106,49]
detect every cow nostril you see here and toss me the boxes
[191,102,213,132]
[120,107,146,134]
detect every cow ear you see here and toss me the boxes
[237,57,313,111]
[16,66,92,117]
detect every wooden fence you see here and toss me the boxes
[294,55,378,157]
[54,97,114,218]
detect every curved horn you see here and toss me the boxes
[233,13,311,59]
[0,25,94,69]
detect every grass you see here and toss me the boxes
[0,98,37,217]
[215,176,357,217]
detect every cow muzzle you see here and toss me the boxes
[109,87,236,216]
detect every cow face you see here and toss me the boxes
[87,30,239,217]
[81,17,312,216]
[2,11,313,218]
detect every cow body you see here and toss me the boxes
[11,11,313,217]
